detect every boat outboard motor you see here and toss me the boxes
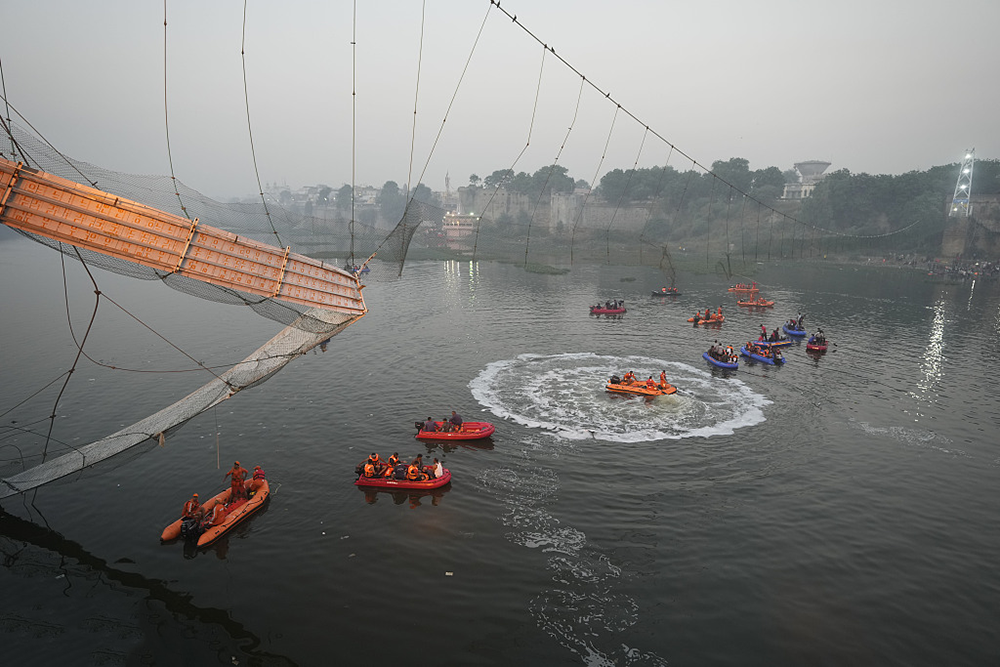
[180,516,203,540]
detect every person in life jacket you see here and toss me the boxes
[659,370,668,389]
[405,464,421,481]
[225,461,249,502]
[182,493,202,520]
[202,502,227,530]
[387,453,400,468]
[366,453,384,475]
[363,463,377,478]
[249,466,266,497]
[646,376,656,390]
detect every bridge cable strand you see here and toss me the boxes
[605,126,649,264]
[406,0,428,200]
[488,0,918,242]
[570,104,620,263]
[350,0,357,265]
[241,0,283,248]
[162,1,191,223]
[523,74,585,268]
[472,43,547,262]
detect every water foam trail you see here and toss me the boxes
[470,353,773,664]
[477,442,666,666]
[470,352,771,442]
[850,419,966,458]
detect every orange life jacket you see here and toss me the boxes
[406,465,420,480]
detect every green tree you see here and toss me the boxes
[377,181,406,224]
[336,184,353,210]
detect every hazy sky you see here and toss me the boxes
[3,0,997,200]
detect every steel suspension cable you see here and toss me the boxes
[240,0,283,247]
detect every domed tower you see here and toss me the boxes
[794,160,832,184]
[783,160,832,199]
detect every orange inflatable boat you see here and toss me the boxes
[160,478,269,547]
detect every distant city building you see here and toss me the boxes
[783,160,831,199]
[442,211,478,249]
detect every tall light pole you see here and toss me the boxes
[950,149,975,217]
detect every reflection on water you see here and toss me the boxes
[917,300,946,395]
[357,484,450,508]
[0,508,292,665]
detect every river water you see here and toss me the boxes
[1,232,998,666]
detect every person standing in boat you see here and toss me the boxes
[224,461,249,502]
[449,411,463,431]
[659,370,669,389]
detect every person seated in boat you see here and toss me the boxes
[646,376,656,390]
[366,453,387,475]
[406,463,428,482]
[362,461,378,478]
[432,458,443,478]
[224,461,249,502]
[387,453,400,469]
[248,466,266,497]
[411,453,424,469]
[813,328,826,345]
[201,502,228,531]
[182,493,203,521]
[439,417,452,432]
[422,416,436,432]
[423,457,441,478]
[449,411,463,431]
[394,462,408,480]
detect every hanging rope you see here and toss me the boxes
[471,43,547,262]
[523,75,585,268]
[405,0,427,200]
[240,0,283,248]
[570,104,620,263]
[162,1,191,222]
[604,127,648,264]
[350,0,357,265]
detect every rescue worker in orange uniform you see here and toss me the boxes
[249,466,266,496]
[182,493,202,520]
[224,461,249,502]
[659,370,669,390]
[202,502,227,531]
